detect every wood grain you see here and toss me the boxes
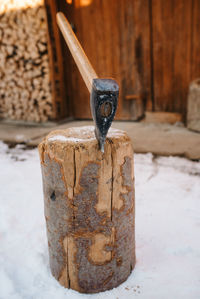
[57,0,151,120]
[151,0,192,118]
[38,126,135,293]
[45,0,67,119]
[191,0,200,81]
[56,12,97,93]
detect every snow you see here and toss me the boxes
[0,141,200,299]
[47,127,125,143]
[48,135,80,142]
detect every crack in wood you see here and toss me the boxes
[39,127,135,293]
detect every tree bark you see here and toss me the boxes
[38,126,135,293]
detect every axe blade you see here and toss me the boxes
[90,78,119,152]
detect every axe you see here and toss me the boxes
[56,12,119,152]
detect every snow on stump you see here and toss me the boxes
[187,78,200,132]
[38,126,135,293]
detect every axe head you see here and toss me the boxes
[90,78,119,152]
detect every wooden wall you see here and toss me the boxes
[46,0,200,121]
[151,0,200,119]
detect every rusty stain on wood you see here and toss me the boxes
[88,233,113,265]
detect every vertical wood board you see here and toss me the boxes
[151,0,192,117]
[59,0,151,120]
[45,0,67,119]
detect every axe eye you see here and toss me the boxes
[100,101,112,118]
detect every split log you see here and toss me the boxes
[0,0,54,122]
[187,78,200,132]
[38,126,135,293]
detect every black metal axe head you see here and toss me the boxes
[90,78,119,152]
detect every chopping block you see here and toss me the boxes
[38,126,135,293]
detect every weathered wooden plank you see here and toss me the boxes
[151,0,192,118]
[118,0,152,118]
[191,0,200,81]
[56,12,98,93]
[59,0,151,120]
[45,0,67,119]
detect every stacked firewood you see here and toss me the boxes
[0,0,54,122]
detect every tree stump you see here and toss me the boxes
[187,78,200,132]
[38,126,135,293]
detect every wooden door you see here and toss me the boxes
[151,0,192,119]
[57,0,152,120]
[150,0,200,121]
[45,0,200,121]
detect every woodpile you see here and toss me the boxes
[0,0,54,122]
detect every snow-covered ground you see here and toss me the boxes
[0,141,200,299]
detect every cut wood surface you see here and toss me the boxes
[38,126,135,293]
[187,79,200,132]
[0,0,53,122]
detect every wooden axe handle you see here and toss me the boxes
[56,12,97,92]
